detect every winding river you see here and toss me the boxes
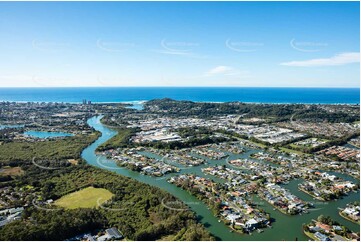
[82,116,360,241]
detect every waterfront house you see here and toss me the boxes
[314,232,330,241]
[245,218,259,230]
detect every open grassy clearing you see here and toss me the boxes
[0,166,24,176]
[54,186,114,209]
[280,147,307,156]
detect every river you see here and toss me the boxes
[82,116,360,241]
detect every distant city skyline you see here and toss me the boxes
[0,1,359,87]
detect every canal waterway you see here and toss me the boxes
[82,116,360,241]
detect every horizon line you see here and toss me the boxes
[0,86,359,89]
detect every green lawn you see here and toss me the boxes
[280,147,307,156]
[54,186,114,209]
[0,166,24,177]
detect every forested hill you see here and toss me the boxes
[144,98,360,122]
[0,164,214,241]
[0,129,214,241]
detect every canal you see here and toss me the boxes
[82,116,360,241]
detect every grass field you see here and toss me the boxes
[280,147,307,156]
[54,186,114,209]
[0,166,24,177]
[67,159,79,165]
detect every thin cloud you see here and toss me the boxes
[151,39,208,59]
[281,52,360,67]
[205,66,239,76]
[152,49,193,56]
[151,49,208,59]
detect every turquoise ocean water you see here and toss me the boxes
[0,87,359,104]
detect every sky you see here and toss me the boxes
[0,1,359,87]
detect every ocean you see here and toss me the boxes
[0,87,359,104]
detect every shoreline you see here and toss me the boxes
[258,194,292,216]
[339,210,360,225]
[0,99,359,105]
[298,187,326,201]
[303,230,319,241]
[170,183,250,236]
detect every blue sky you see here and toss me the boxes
[0,1,359,87]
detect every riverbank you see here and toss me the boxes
[303,230,319,241]
[339,211,360,225]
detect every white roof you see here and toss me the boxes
[246,218,258,225]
